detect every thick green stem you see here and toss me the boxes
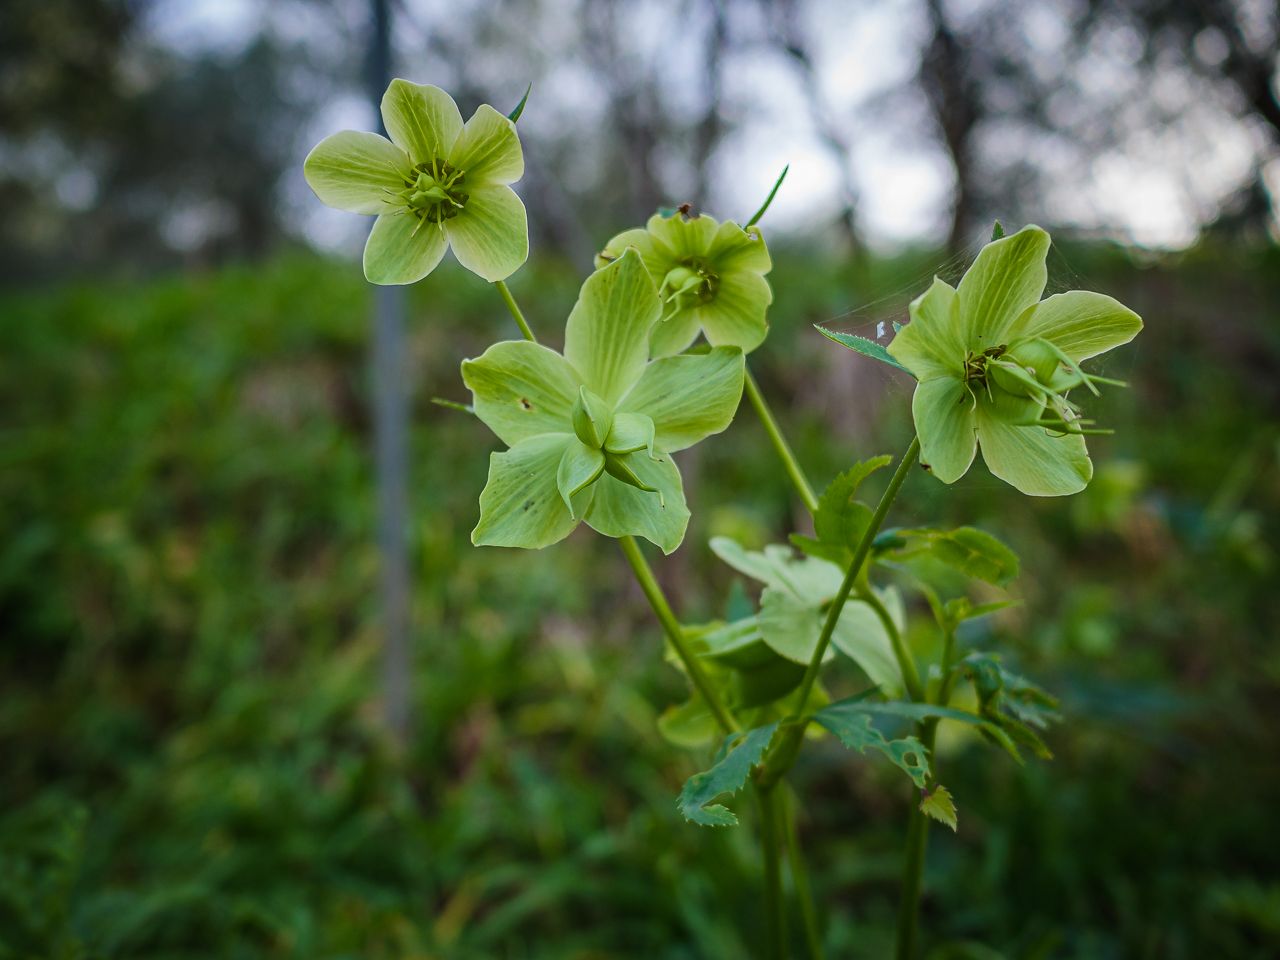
[744,366,820,515]
[494,279,537,342]
[895,791,930,960]
[895,620,959,959]
[793,435,921,711]
[783,787,824,960]
[757,784,787,960]
[618,536,738,734]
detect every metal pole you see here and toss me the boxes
[369,0,411,742]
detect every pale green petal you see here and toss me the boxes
[472,434,582,549]
[461,341,581,446]
[974,390,1092,496]
[707,220,771,273]
[303,131,411,214]
[596,227,672,276]
[584,452,690,554]
[380,79,463,164]
[563,250,659,404]
[648,308,703,358]
[957,225,1050,350]
[557,440,605,516]
[605,412,656,457]
[830,593,904,698]
[363,213,447,285]
[646,212,718,257]
[1005,290,1142,362]
[887,277,964,380]
[912,376,978,484]
[444,185,528,281]
[447,104,524,185]
[617,346,745,452]
[699,271,771,353]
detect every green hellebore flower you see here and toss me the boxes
[462,249,746,554]
[887,225,1142,497]
[304,79,528,285]
[596,211,773,357]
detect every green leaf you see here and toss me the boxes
[461,340,581,446]
[658,694,720,748]
[444,184,528,282]
[819,697,1026,764]
[913,377,979,484]
[363,213,448,285]
[813,456,892,555]
[380,79,463,165]
[617,346,744,452]
[1005,290,1143,363]
[507,82,532,122]
[472,434,581,549]
[303,131,412,215]
[888,526,1020,586]
[830,588,906,698]
[956,224,1050,349]
[944,597,1018,622]
[745,164,789,228]
[816,327,913,374]
[812,707,930,788]
[584,451,689,554]
[564,250,660,405]
[677,723,778,826]
[990,220,1005,241]
[448,104,525,185]
[920,785,958,831]
[974,390,1092,497]
[961,652,1060,759]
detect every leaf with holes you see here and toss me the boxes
[813,706,930,788]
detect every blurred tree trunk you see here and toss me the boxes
[920,0,981,253]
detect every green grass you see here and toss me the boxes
[1,243,1278,958]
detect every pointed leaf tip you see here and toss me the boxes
[508,83,532,122]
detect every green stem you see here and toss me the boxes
[744,366,820,515]
[895,794,929,960]
[618,536,738,734]
[793,435,920,710]
[494,279,537,342]
[783,787,824,960]
[857,582,925,704]
[895,620,958,959]
[757,784,787,960]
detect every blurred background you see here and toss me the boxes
[2,1,1278,957]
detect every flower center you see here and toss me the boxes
[400,159,468,224]
[962,345,1006,387]
[660,259,718,321]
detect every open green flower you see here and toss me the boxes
[304,79,528,285]
[596,211,772,357]
[462,249,745,553]
[887,225,1142,497]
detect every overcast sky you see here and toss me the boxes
[149,0,1273,254]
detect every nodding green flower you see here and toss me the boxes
[888,225,1142,497]
[304,79,528,285]
[462,249,745,554]
[596,211,772,357]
